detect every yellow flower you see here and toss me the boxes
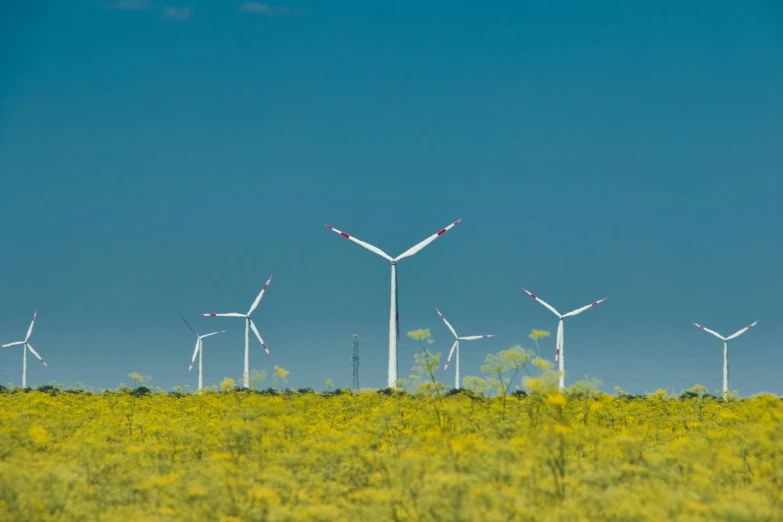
[529,329,551,340]
[274,366,289,378]
[545,394,567,407]
[407,329,431,341]
[187,486,206,497]
[220,378,235,391]
[28,426,49,446]
[249,485,281,505]
[141,472,181,489]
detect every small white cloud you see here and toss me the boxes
[161,5,192,20]
[103,0,156,9]
[237,2,306,15]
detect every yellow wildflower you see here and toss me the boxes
[529,329,551,340]
[407,329,432,341]
[545,393,567,407]
[28,426,49,446]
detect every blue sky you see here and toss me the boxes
[1,1,781,395]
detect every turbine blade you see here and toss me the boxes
[189,339,200,371]
[26,343,47,367]
[521,288,561,317]
[178,310,199,338]
[435,308,459,338]
[692,322,726,341]
[248,275,273,315]
[0,341,25,349]
[394,219,461,261]
[725,321,758,341]
[443,340,459,370]
[199,313,246,318]
[249,320,272,358]
[562,298,608,318]
[200,330,226,339]
[25,310,38,342]
[459,335,495,341]
[324,224,393,261]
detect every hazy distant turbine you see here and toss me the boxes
[200,275,273,388]
[178,310,225,391]
[0,310,48,388]
[435,307,494,390]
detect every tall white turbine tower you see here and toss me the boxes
[692,320,757,396]
[324,220,461,388]
[0,310,48,388]
[435,308,494,390]
[521,288,607,391]
[200,275,273,388]
[178,311,225,391]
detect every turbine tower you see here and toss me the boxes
[324,220,461,388]
[435,308,494,390]
[200,275,273,388]
[352,334,359,391]
[521,288,607,391]
[178,311,226,391]
[0,310,48,388]
[692,320,757,396]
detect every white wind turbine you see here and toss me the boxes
[435,308,494,390]
[324,220,461,388]
[200,275,273,388]
[1,310,48,388]
[692,320,757,396]
[178,311,225,391]
[521,288,607,391]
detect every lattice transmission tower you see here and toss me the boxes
[352,335,360,391]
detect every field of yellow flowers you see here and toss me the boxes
[1,339,782,521]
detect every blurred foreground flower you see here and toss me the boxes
[529,329,551,340]
[408,329,432,341]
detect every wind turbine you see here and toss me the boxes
[324,220,461,388]
[692,320,757,396]
[0,310,48,388]
[200,275,273,388]
[521,288,607,391]
[435,308,494,390]
[178,311,225,391]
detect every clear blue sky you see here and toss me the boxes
[1,0,781,395]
